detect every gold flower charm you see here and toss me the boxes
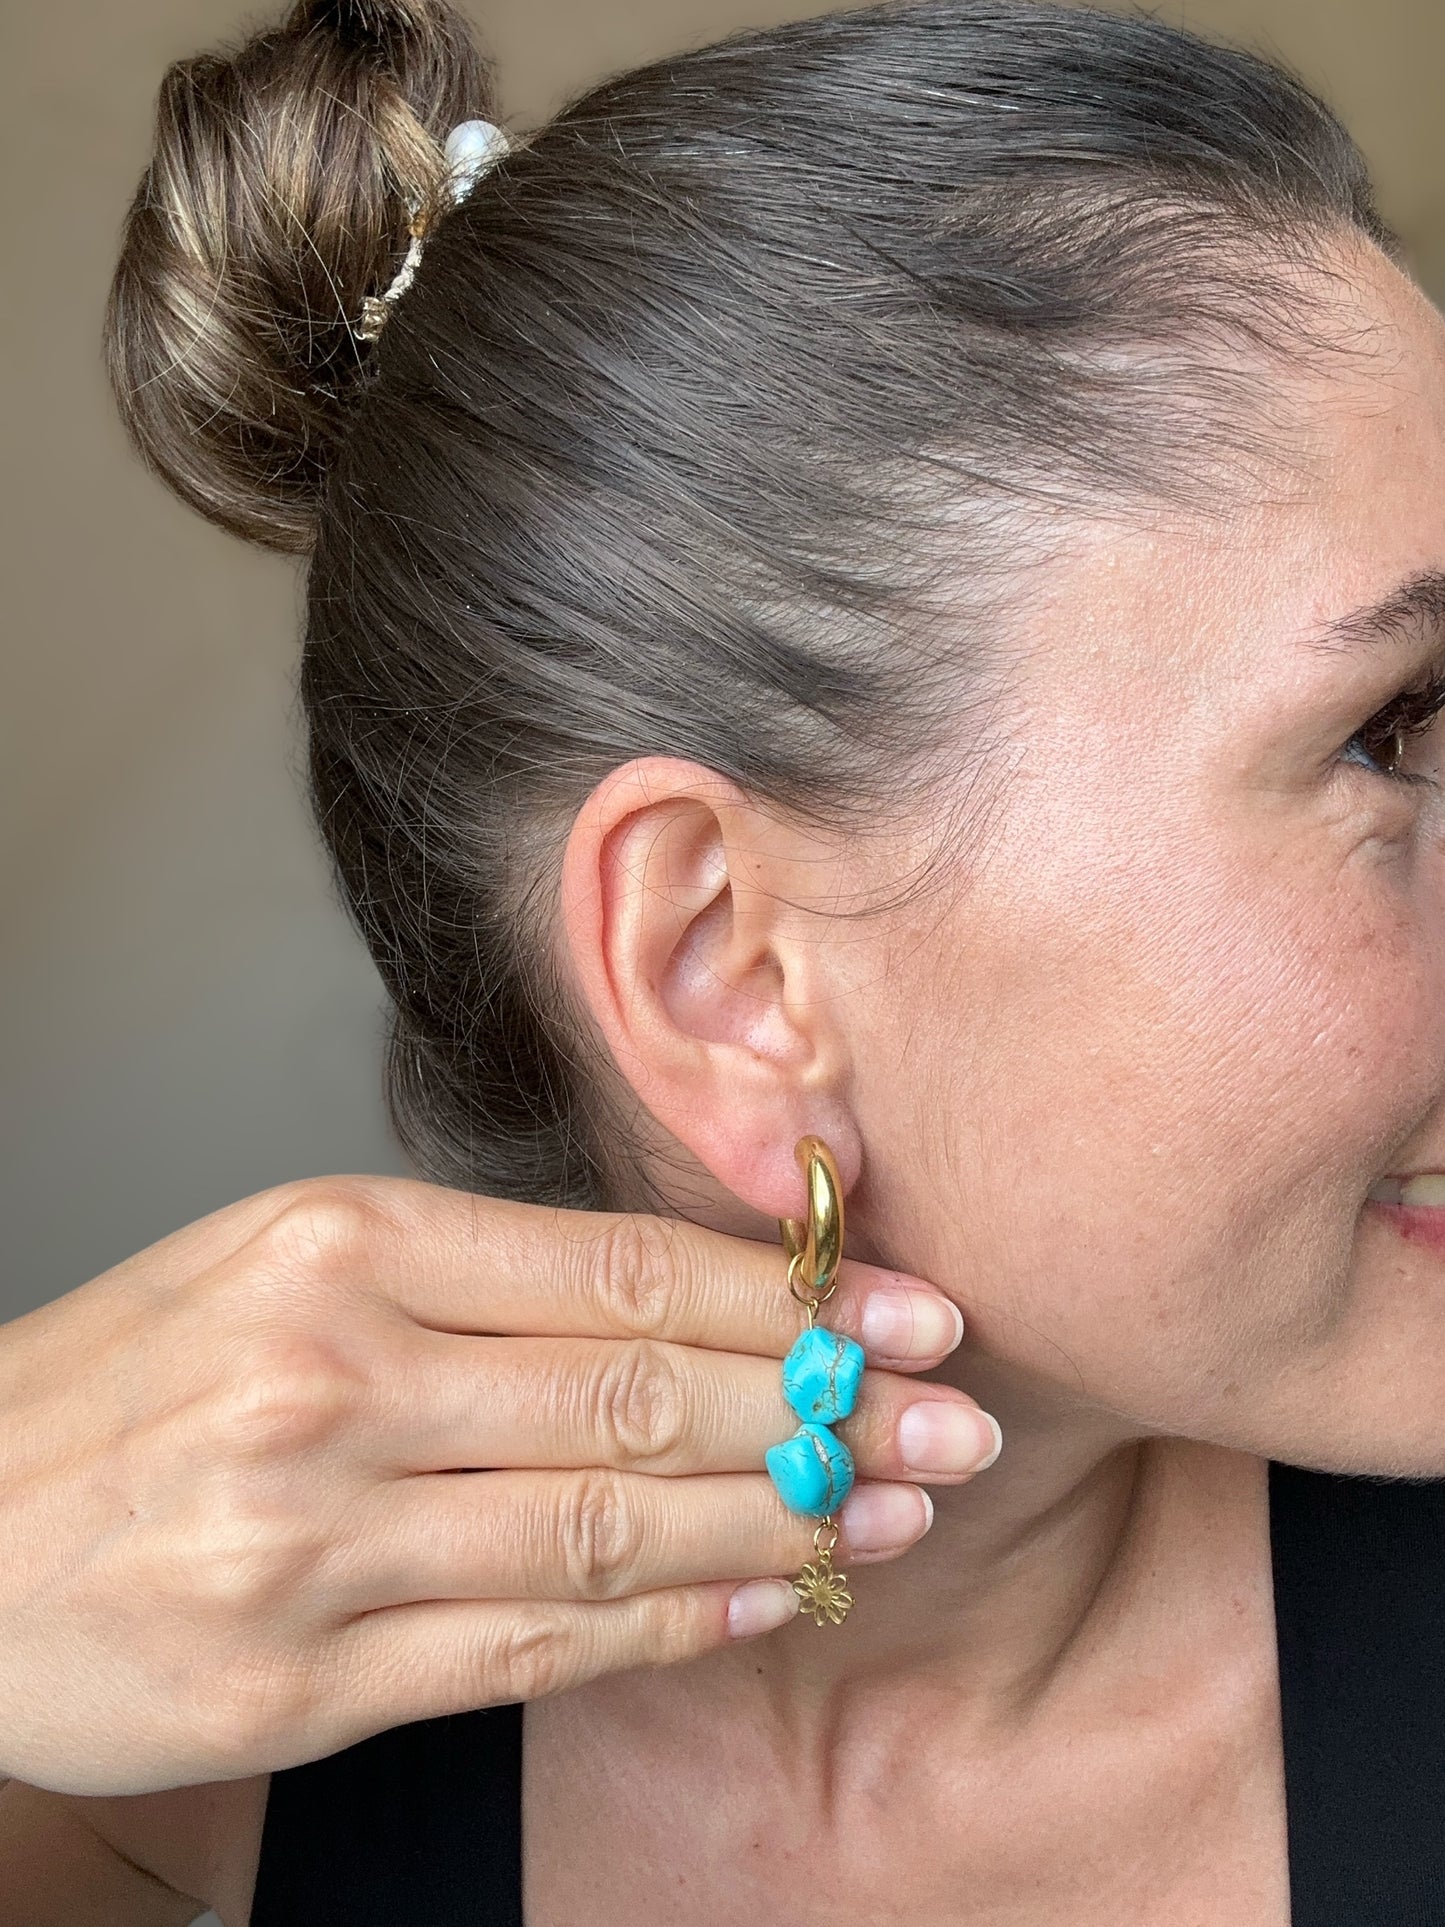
[792,1554,854,1627]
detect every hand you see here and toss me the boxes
[0,1175,992,1796]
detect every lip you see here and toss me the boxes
[1367,1174,1445,1255]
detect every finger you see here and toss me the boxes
[326,1468,933,1612]
[326,1577,801,1738]
[345,1177,963,1367]
[376,1329,1001,1485]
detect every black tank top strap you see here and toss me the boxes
[249,1700,523,1925]
[1270,1460,1445,1926]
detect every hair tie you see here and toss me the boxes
[355,118,511,343]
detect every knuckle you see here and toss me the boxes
[207,1335,358,1461]
[183,1504,323,1620]
[590,1215,674,1338]
[560,1470,646,1599]
[207,1654,321,1766]
[594,1337,687,1470]
[256,1179,387,1285]
[643,1587,710,1670]
[485,1613,571,1704]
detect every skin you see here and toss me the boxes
[0,1182,970,1921]
[521,231,1445,1923]
[6,233,1441,1924]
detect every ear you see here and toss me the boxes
[557,757,862,1219]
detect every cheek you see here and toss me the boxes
[860,795,1445,1431]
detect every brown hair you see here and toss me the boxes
[105,0,1399,1208]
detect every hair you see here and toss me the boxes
[105,0,1401,1210]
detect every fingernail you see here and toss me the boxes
[839,1481,934,1555]
[861,1286,965,1360]
[899,1402,1002,1475]
[727,1578,801,1639]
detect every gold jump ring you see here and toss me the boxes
[813,1518,840,1557]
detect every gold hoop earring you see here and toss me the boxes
[765,1135,862,1626]
[780,1134,845,1309]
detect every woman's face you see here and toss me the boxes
[850,239,1445,1475]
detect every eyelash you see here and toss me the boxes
[1342,669,1445,787]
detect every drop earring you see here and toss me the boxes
[765,1135,864,1626]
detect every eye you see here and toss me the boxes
[1340,670,1445,787]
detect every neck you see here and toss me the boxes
[752,1357,1144,1722]
[602,1184,1272,1765]
[708,1352,1268,1762]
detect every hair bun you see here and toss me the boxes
[103,0,495,554]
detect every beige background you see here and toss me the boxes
[6,0,1444,1326]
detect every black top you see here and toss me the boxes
[251,1463,1445,1925]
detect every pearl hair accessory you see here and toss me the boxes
[355,118,512,343]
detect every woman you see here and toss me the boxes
[4,0,1445,1918]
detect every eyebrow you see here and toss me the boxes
[1303,569,1445,659]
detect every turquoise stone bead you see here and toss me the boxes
[765,1420,855,1516]
[781,1326,865,1425]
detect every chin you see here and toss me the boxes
[1282,1201,1445,1478]
[1170,1212,1445,1481]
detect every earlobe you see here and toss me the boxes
[556,757,862,1218]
